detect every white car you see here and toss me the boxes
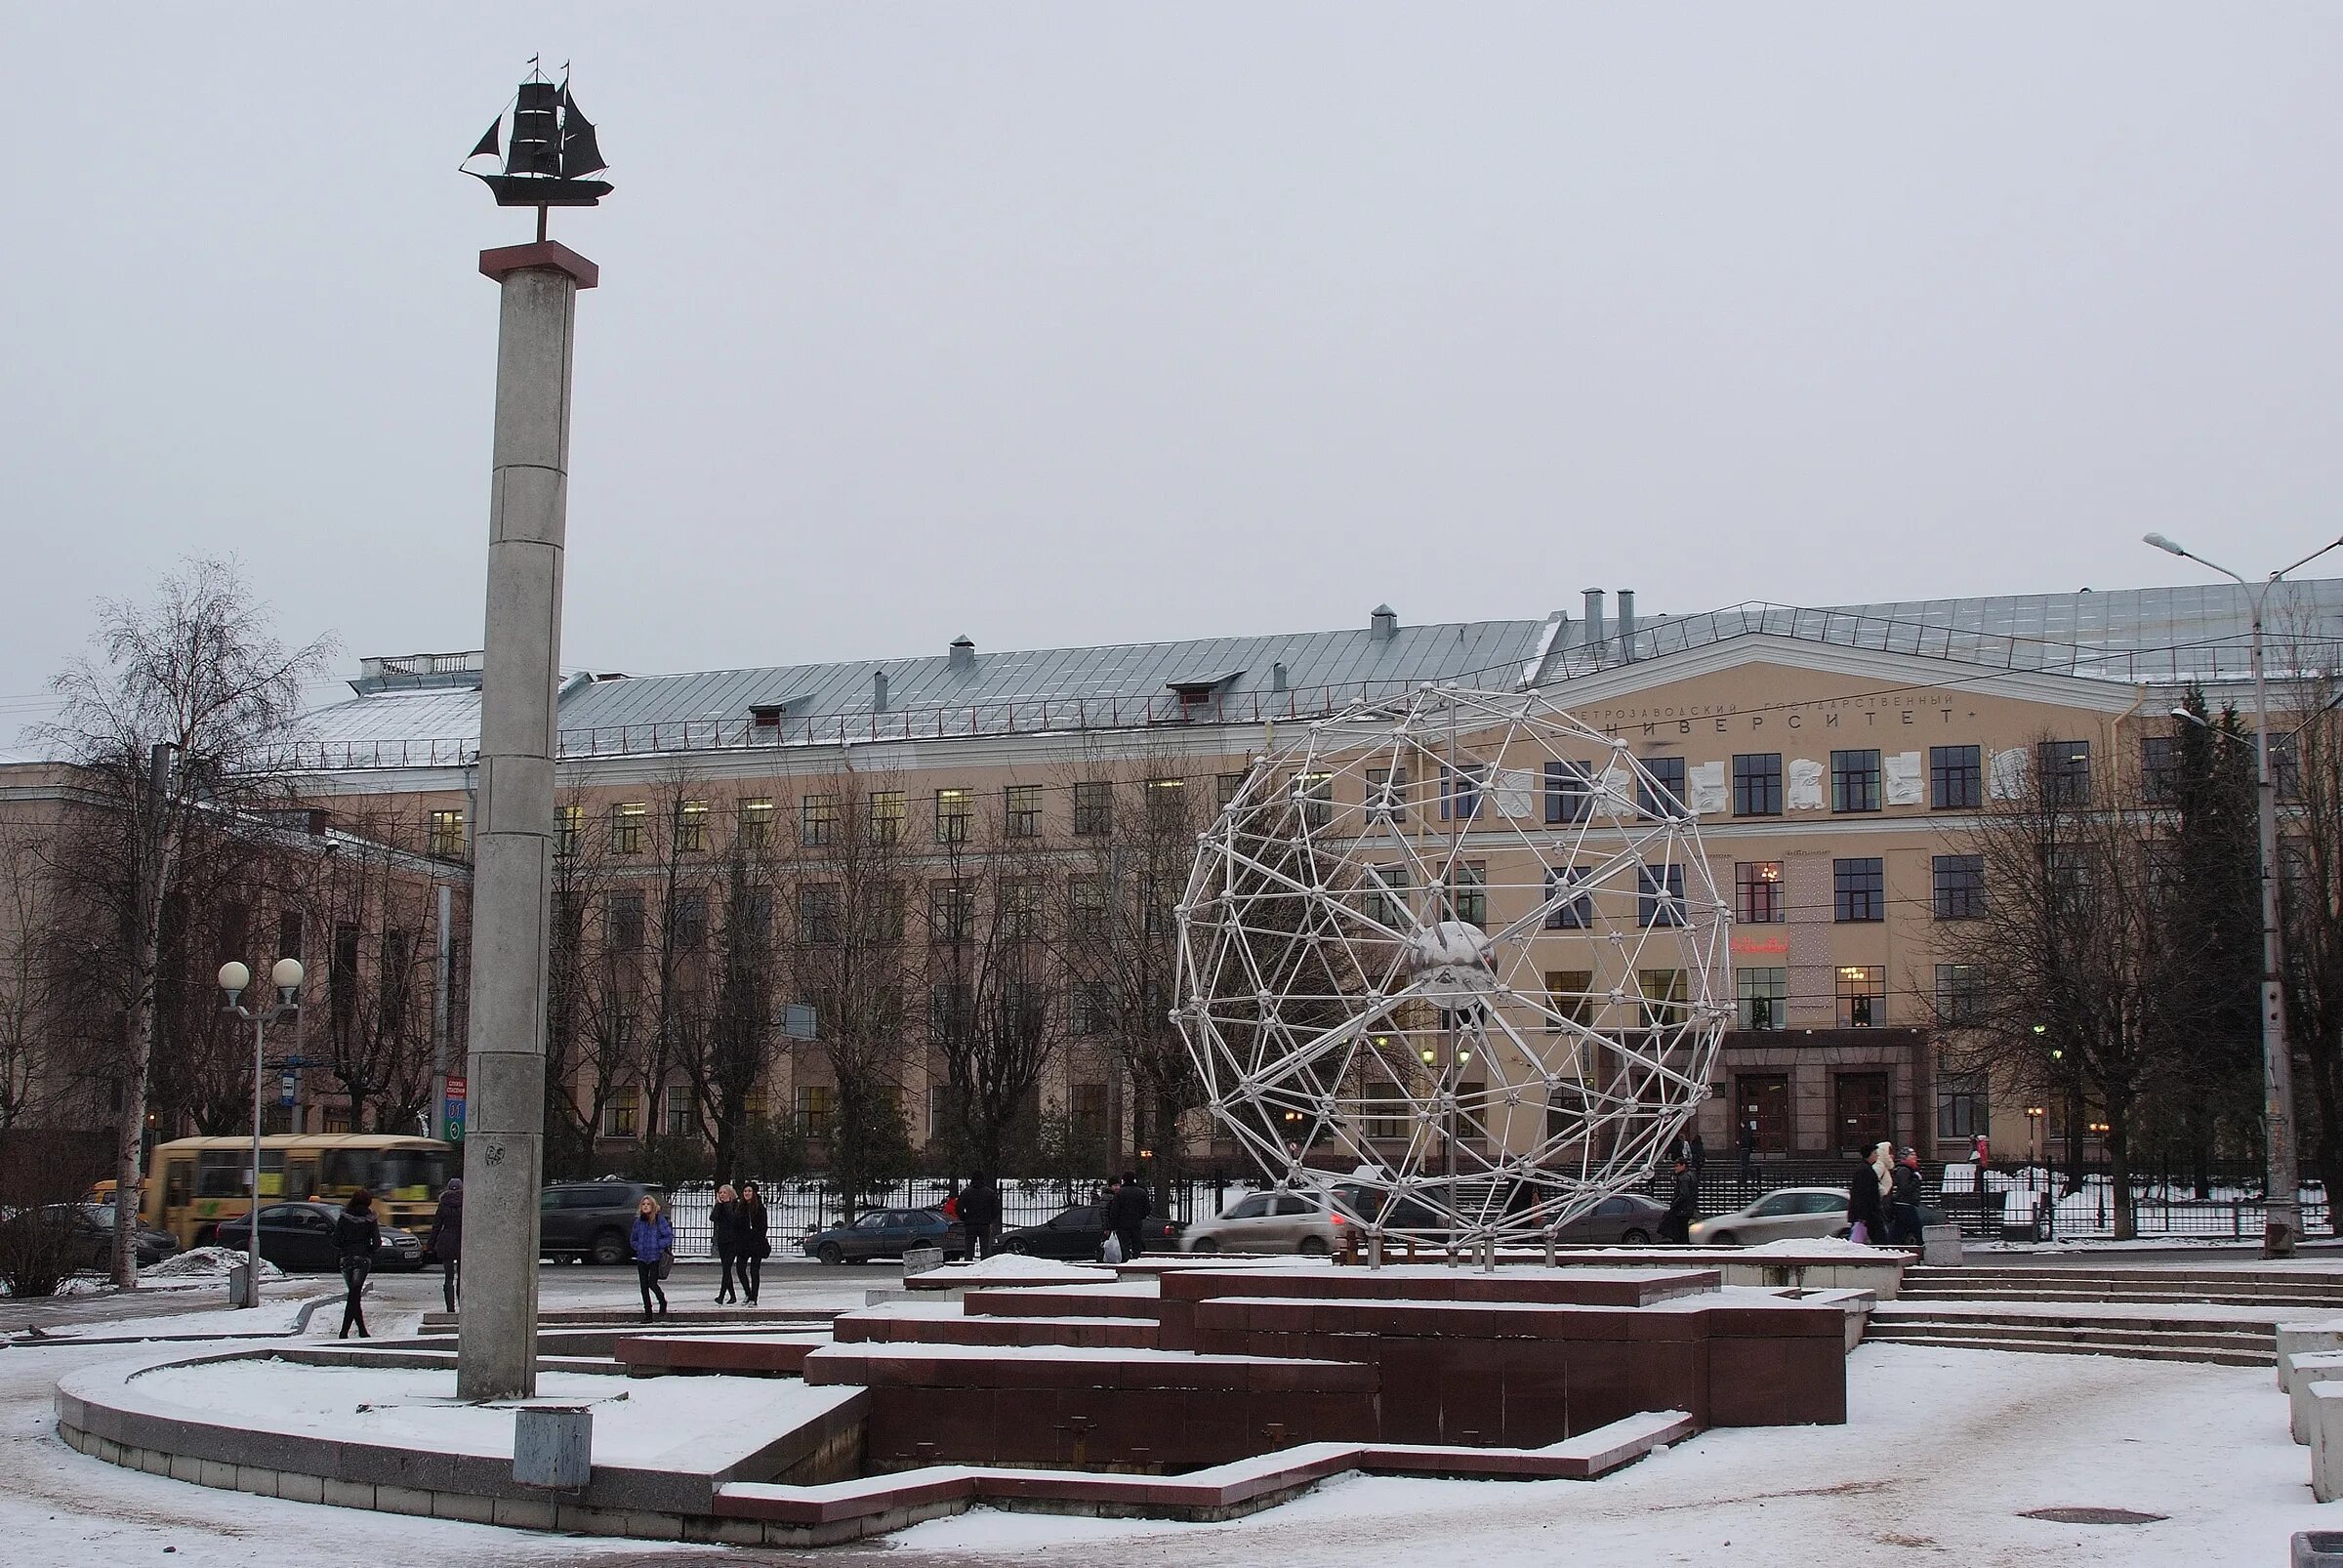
[1179,1189,1349,1255]
[1687,1186,1850,1247]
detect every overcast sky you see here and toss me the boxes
[4,4,2342,733]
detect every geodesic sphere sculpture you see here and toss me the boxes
[1174,686,1729,1244]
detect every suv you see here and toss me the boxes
[540,1180,667,1265]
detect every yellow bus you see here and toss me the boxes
[143,1135,455,1249]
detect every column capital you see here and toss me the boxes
[478,241,599,289]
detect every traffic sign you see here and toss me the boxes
[443,1073,468,1144]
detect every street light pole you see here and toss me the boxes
[2143,530,2343,1257]
[219,958,305,1308]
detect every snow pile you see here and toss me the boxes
[1738,1237,1901,1259]
[934,1255,1110,1282]
[143,1247,285,1283]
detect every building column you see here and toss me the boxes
[457,241,598,1402]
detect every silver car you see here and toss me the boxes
[1180,1189,1348,1255]
[1687,1186,1848,1247]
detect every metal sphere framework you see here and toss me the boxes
[1174,686,1730,1244]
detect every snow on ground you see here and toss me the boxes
[929,1255,1115,1282]
[1737,1236,1901,1259]
[125,1358,854,1467]
[143,1246,287,1284]
[892,1341,2343,1568]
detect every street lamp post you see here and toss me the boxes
[2142,530,2343,1257]
[219,958,304,1309]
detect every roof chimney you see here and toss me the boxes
[1370,604,1398,641]
[948,636,975,673]
[1616,590,1636,660]
[1272,661,1289,693]
[1581,589,1606,650]
[872,668,890,713]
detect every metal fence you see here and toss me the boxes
[659,1174,1249,1260]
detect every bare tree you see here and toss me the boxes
[2281,656,2343,1223]
[35,558,331,1284]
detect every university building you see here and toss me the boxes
[267,578,2343,1174]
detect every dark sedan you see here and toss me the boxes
[1554,1193,1669,1245]
[802,1207,968,1265]
[999,1203,1184,1259]
[5,1204,179,1271]
[215,1202,427,1272]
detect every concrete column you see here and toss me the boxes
[458,241,597,1401]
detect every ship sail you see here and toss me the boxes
[558,89,606,179]
[468,121,501,161]
[509,80,561,177]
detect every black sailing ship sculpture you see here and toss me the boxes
[463,62,611,230]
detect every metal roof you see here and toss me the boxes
[288,579,2343,770]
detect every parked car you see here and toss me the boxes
[998,1203,1185,1259]
[214,1201,426,1271]
[802,1208,967,1264]
[1554,1193,1669,1245]
[3,1204,179,1271]
[539,1180,668,1265]
[1688,1187,1850,1247]
[1181,1189,1351,1255]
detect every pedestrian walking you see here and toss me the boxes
[959,1175,1001,1259]
[738,1181,769,1304]
[333,1188,380,1340]
[1661,1156,1698,1245]
[1847,1141,1892,1245]
[1890,1147,1924,1245]
[631,1193,673,1323]
[711,1184,741,1304]
[1105,1171,1151,1262]
[429,1176,464,1314]
[1737,1118,1756,1193]
[940,1178,961,1222]
[1687,1131,1706,1184]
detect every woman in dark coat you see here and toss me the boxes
[711,1184,741,1304]
[333,1189,381,1340]
[737,1182,770,1305]
[429,1176,464,1314]
[1846,1143,1889,1245]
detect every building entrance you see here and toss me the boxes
[1833,1072,1892,1157]
[1735,1073,1791,1155]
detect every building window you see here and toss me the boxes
[795,1084,835,1142]
[666,1093,693,1139]
[1937,1071,1990,1139]
[1544,866,1592,928]
[1933,854,1985,920]
[928,983,970,1047]
[1931,745,1982,809]
[1367,767,1409,824]
[1363,864,1411,928]
[1639,970,1688,1031]
[556,803,583,856]
[1072,1082,1108,1139]
[929,882,975,944]
[866,881,905,943]
[1217,771,1249,810]
[1833,857,1884,922]
[867,790,904,845]
[2040,739,2092,806]
[1830,750,1882,813]
[934,788,972,844]
[1638,863,1686,928]
[2140,736,2181,805]
[428,808,465,858]
[1144,777,1187,828]
[738,798,774,848]
[1072,981,1115,1037]
[1067,875,1108,938]
[612,802,648,854]
[1735,861,1784,924]
[1543,970,1594,1030]
[1362,1081,1410,1140]
[1002,876,1045,939]
[1638,757,1687,819]
[1936,963,1985,1026]
[800,794,839,846]
[672,891,708,949]
[2275,732,2303,802]
[676,800,710,853]
[1836,965,1885,1027]
[1447,862,1488,928]
[1294,771,1333,830]
[1544,760,1593,824]
[1739,968,1787,1030]
[1732,754,1783,817]
[608,891,645,952]
[1140,877,1176,937]
[1073,780,1113,837]
[797,884,841,945]
[1004,784,1042,839]
[1441,764,1486,822]
[603,1086,639,1139]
